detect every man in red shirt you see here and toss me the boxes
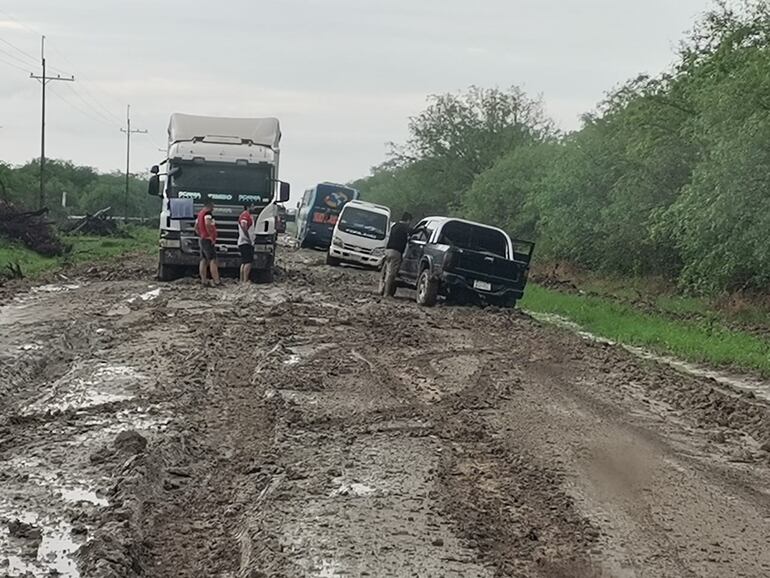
[238,203,256,282]
[195,201,221,286]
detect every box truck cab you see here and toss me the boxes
[327,200,391,268]
[147,113,289,282]
[296,182,359,249]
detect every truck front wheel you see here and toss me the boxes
[158,262,181,282]
[251,267,275,284]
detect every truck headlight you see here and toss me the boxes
[332,237,343,247]
[372,247,385,256]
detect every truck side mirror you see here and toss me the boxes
[278,181,290,203]
[148,174,160,197]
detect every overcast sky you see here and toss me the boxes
[1,0,713,197]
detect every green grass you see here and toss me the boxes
[65,227,156,263]
[0,227,157,280]
[521,283,770,377]
[568,270,770,334]
[0,244,59,277]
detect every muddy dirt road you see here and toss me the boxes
[2,245,770,577]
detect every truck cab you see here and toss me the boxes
[327,200,391,268]
[148,114,289,282]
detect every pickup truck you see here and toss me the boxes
[388,217,534,307]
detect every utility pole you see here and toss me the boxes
[120,104,147,222]
[30,36,74,209]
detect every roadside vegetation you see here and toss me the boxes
[353,1,770,298]
[0,227,156,280]
[521,284,770,378]
[350,1,770,375]
[0,160,159,220]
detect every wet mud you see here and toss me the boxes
[1,245,770,577]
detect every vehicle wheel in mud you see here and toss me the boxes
[382,273,397,297]
[252,267,275,283]
[416,268,439,306]
[326,254,341,267]
[158,262,181,282]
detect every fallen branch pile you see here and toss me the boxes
[65,206,120,236]
[0,199,67,257]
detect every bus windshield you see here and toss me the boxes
[171,163,273,205]
[338,207,389,240]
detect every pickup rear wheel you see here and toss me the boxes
[416,268,439,307]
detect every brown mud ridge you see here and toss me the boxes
[1,248,770,577]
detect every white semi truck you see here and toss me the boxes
[148,113,290,282]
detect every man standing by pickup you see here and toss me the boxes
[379,211,412,297]
[196,201,221,287]
[238,203,255,283]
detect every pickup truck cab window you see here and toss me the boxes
[438,220,509,258]
[424,219,438,242]
[409,223,429,243]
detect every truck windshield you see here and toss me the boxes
[438,221,509,258]
[171,163,273,205]
[338,207,389,240]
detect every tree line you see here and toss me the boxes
[352,1,770,295]
[0,159,159,220]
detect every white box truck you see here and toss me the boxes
[327,200,391,268]
[148,113,290,282]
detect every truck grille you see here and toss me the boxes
[342,241,373,254]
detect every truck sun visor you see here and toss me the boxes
[169,198,195,220]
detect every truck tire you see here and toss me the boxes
[158,262,180,282]
[416,267,439,307]
[326,253,340,267]
[252,267,275,284]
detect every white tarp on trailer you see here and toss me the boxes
[168,113,281,148]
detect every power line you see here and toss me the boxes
[30,35,75,209]
[0,53,31,73]
[61,82,122,128]
[0,37,38,64]
[46,42,123,123]
[48,83,116,129]
[1,9,127,128]
[0,44,34,67]
[121,105,148,220]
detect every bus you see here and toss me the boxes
[296,182,359,248]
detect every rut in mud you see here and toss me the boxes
[1,246,770,577]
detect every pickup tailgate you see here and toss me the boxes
[454,250,521,283]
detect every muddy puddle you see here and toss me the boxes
[529,311,770,401]
[0,513,83,578]
[23,362,144,415]
[126,287,161,304]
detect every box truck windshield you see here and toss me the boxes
[338,206,388,240]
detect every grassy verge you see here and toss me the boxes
[0,227,157,280]
[573,273,770,332]
[521,283,770,378]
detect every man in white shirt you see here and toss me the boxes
[238,203,256,282]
